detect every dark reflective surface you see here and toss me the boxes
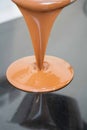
[0,78,87,130]
[12,93,57,129]
[0,77,21,103]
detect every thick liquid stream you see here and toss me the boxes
[12,0,74,70]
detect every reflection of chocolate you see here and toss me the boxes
[11,93,83,130]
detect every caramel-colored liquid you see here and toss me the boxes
[12,0,73,70]
[6,56,74,92]
[6,0,75,92]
